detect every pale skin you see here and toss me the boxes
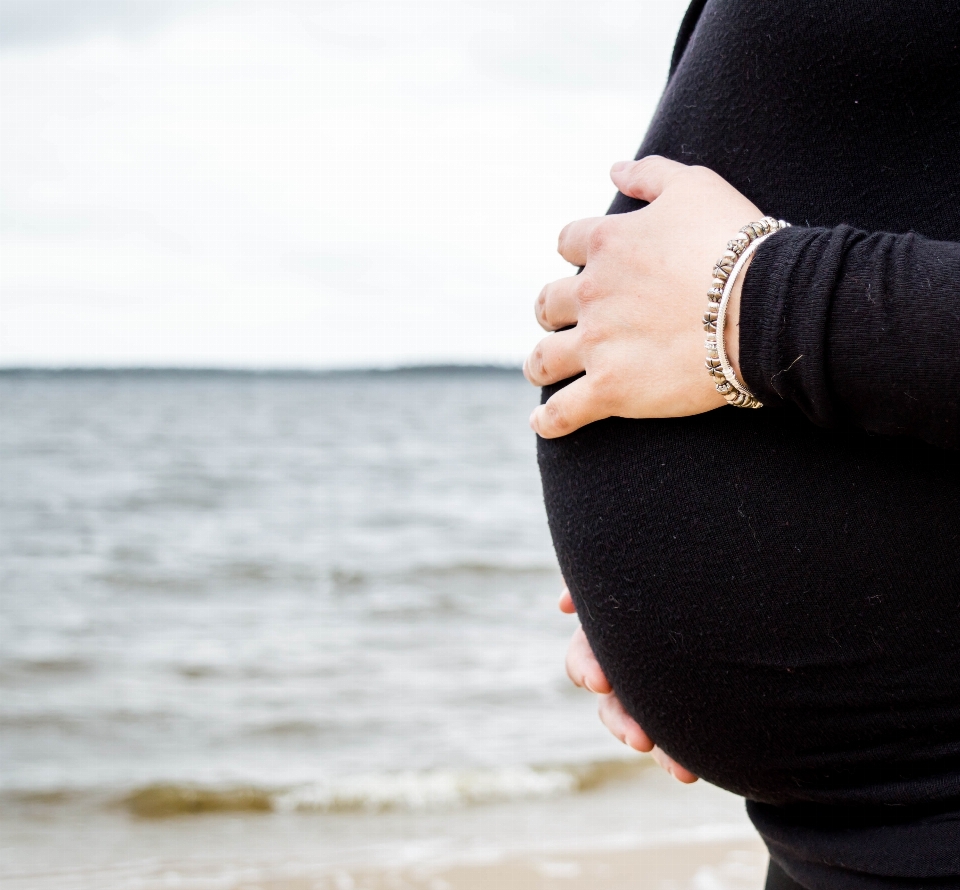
[524,155,761,436]
[529,156,767,783]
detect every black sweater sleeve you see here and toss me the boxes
[739,225,960,450]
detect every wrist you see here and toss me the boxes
[725,253,752,383]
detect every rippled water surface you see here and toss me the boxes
[0,370,752,887]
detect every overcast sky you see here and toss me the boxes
[0,0,689,368]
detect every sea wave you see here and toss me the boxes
[407,561,559,579]
[117,758,651,818]
[0,656,93,676]
[329,561,558,589]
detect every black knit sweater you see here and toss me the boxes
[538,1,960,886]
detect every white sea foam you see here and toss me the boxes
[276,765,580,813]
[112,759,651,818]
[276,767,577,811]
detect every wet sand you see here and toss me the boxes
[215,838,769,890]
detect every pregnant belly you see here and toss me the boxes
[537,399,960,806]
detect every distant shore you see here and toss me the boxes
[0,364,524,377]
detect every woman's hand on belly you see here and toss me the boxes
[525,156,762,438]
[560,587,698,784]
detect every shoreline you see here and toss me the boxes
[2,767,762,890]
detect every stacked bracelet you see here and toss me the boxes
[704,216,790,409]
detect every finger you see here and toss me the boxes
[651,746,699,784]
[556,216,605,267]
[523,328,583,388]
[529,375,612,439]
[558,586,576,614]
[610,155,688,203]
[597,693,654,752]
[597,691,700,784]
[535,276,580,332]
[565,625,612,694]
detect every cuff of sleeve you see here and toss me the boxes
[738,224,851,427]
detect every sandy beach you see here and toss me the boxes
[196,839,768,890]
[338,841,768,890]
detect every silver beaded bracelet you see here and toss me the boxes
[704,216,790,409]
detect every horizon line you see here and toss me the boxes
[0,363,524,376]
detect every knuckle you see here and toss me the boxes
[577,320,602,349]
[589,368,617,396]
[530,344,548,380]
[631,155,660,180]
[574,274,600,305]
[587,224,608,256]
[543,399,570,434]
[557,224,572,256]
[535,285,549,325]
[632,154,654,172]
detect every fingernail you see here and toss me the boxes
[584,679,597,693]
[611,160,632,174]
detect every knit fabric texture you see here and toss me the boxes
[537,0,960,886]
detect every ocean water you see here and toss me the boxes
[0,370,754,888]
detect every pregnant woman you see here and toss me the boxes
[525,1,960,887]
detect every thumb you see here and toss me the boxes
[610,155,687,202]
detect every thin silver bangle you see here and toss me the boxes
[704,217,790,409]
[716,233,772,400]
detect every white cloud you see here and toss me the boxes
[0,0,689,368]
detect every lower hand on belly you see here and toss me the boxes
[560,586,699,784]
